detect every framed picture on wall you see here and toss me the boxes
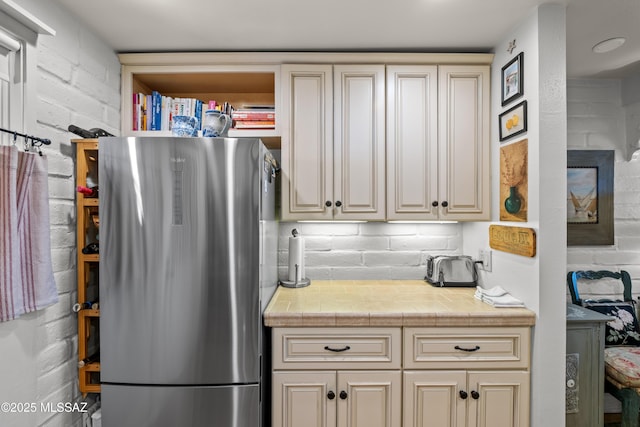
[499,100,527,142]
[567,150,614,246]
[500,139,528,222]
[501,52,524,106]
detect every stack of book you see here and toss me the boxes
[132,91,204,132]
[231,106,275,129]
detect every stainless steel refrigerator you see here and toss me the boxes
[98,137,278,427]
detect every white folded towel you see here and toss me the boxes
[475,285,508,297]
[474,285,525,307]
[482,293,525,307]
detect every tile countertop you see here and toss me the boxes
[264,280,536,328]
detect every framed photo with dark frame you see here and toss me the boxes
[499,100,527,142]
[567,150,614,246]
[501,52,524,106]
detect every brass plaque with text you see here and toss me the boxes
[489,225,536,257]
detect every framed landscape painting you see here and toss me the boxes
[567,150,614,246]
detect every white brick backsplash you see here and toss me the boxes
[292,222,360,236]
[332,236,389,250]
[359,222,418,235]
[330,266,391,280]
[364,251,421,266]
[389,235,451,251]
[278,222,461,280]
[304,236,333,251]
[305,251,363,267]
[390,266,428,280]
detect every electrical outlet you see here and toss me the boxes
[478,249,492,272]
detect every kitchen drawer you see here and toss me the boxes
[404,327,530,369]
[272,327,401,370]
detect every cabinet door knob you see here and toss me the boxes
[327,391,336,400]
[335,200,342,207]
[441,201,449,208]
[459,390,468,400]
[325,200,332,207]
[471,390,480,400]
[432,201,439,207]
[339,391,348,400]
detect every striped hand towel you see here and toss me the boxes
[16,150,57,314]
[0,146,25,321]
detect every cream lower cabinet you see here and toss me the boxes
[280,64,385,221]
[403,327,531,427]
[271,326,530,427]
[404,370,530,427]
[273,370,401,427]
[271,328,402,427]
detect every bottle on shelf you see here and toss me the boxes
[73,301,99,312]
[82,242,99,254]
[78,351,100,368]
[77,185,99,198]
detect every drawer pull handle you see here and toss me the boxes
[327,391,336,400]
[340,390,348,400]
[324,345,351,352]
[459,390,468,400]
[471,390,480,400]
[454,345,480,352]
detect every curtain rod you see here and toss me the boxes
[0,126,51,146]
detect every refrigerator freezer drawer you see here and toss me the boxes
[101,383,259,427]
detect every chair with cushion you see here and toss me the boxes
[567,270,640,427]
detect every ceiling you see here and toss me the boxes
[52,0,640,79]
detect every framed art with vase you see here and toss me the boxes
[500,139,528,222]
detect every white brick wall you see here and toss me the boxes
[278,222,462,280]
[567,78,640,301]
[0,3,120,427]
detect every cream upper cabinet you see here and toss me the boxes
[280,64,334,220]
[437,65,490,221]
[386,66,439,220]
[333,65,386,221]
[387,65,490,220]
[280,64,386,221]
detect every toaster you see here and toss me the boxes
[425,255,478,287]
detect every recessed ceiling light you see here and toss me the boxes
[592,37,626,53]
